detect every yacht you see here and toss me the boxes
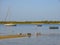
[4,7,16,26]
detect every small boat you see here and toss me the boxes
[49,26,59,29]
[4,24,16,26]
[37,25,42,27]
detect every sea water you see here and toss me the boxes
[0,24,60,45]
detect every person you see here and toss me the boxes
[27,33,31,38]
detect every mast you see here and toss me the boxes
[5,7,10,21]
[4,7,16,26]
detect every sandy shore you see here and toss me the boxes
[0,34,27,39]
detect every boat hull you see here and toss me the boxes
[49,27,59,29]
[37,25,42,27]
[4,24,16,26]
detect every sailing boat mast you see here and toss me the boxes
[5,7,10,21]
[4,7,16,26]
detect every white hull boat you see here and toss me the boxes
[4,24,16,26]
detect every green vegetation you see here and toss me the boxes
[0,21,60,24]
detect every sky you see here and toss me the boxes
[0,0,60,21]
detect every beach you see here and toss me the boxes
[0,34,27,39]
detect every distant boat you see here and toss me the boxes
[37,25,42,27]
[4,7,16,26]
[4,24,16,26]
[49,26,59,29]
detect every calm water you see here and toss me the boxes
[0,24,60,45]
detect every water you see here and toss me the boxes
[0,24,60,45]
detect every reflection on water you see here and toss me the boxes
[0,24,60,45]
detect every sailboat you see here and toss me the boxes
[4,23,16,26]
[4,7,16,26]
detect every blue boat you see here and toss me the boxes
[37,25,42,27]
[49,26,59,29]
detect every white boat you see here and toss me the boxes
[4,24,16,26]
[4,7,16,26]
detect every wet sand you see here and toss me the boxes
[0,35,27,39]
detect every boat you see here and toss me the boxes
[37,25,42,27]
[4,24,16,26]
[49,26,59,29]
[4,7,16,26]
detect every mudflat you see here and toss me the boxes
[0,35,27,39]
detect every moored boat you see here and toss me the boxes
[4,24,16,26]
[4,7,16,26]
[49,26,59,29]
[37,25,42,27]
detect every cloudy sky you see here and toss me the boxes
[0,0,60,21]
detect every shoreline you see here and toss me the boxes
[0,34,27,40]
